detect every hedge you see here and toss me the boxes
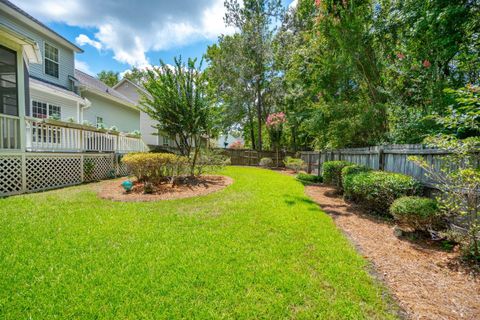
[343,170,421,214]
[390,196,441,231]
[341,164,372,197]
[322,161,353,189]
[122,152,189,183]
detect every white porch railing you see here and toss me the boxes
[0,114,21,150]
[25,118,148,153]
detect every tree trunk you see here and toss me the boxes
[256,81,262,151]
[247,106,256,150]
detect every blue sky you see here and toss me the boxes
[12,0,296,77]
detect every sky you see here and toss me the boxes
[11,0,297,77]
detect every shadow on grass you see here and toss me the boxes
[283,194,322,211]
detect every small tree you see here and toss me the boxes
[140,57,214,175]
[97,70,119,87]
[409,135,480,258]
[266,112,286,166]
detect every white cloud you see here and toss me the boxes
[74,59,94,75]
[289,0,298,9]
[75,34,103,51]
[12,0,236,68]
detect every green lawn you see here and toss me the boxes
[0,167,397,319]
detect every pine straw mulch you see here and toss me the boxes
[98,175,233,202]
[304,184,480,320]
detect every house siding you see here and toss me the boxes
[30,88,78,121]
[81,92,140,133]
[115,81,161,146]
[1,10,75,89]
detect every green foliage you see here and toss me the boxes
[123,66,147,85]
[122,152,189,184]
[341,164,372,193]
[270,0,479,149]
[194,148,229,176]
[409,134,480,258]
[206,0,284,151]
[343,171,421,214]
[322,161,353,189]
[141,57,218,175]
[390,196,441,231]
[438,85,480,138]
[97,70,119,87]
[296,173,323,184]
[283,156,304,172]
[259,157,274,167]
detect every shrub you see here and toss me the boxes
[122,152,189,184]
[390,196,441,231]
[296,173,323,184]
[259,157,274,167]
[322,161,353,189]
[343,171,421,214]
[194,148,229,175]
[284,156,305,172]
[341,164,372,196]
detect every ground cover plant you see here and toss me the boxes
[296,172,323,184]
[0,167,397,319]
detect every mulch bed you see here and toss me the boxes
[305,184,480,320]
[98,175,233,202]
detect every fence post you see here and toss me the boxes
[378,146,385,171]
[318,151,322,177]
[307,153,312,174]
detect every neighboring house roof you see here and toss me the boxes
[75,69,137,109]
[114,78,148,95]
[30,76,86,104]
[0,0,83,53]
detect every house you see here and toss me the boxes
[75,70,140,133]
[114,78,176,149]
[0,0,146,196]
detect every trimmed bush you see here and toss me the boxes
[341,164,372,197]
[296,173,323,184]
[284,157,305,172]
[343,171,421,214]
[322,161,353,189]
[122,152,189,183]
[259,157,274,167]
[390,196,440,231]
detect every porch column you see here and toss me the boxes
[16,52,26,151]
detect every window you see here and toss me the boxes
[96,116,103,125]
[32,101,62,119]
[162,136,170,146]
[0,45,18,116]
[49,105,61,118]
[44,43,59,78]
[32,101,47,119]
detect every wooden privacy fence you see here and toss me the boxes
[300,144,464,187]
[218,149,296,166]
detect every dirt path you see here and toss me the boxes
[305,184,480,320]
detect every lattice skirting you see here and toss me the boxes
[0,153,131,197]
[0,155,23,196]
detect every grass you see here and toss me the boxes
[0,167,397,319]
